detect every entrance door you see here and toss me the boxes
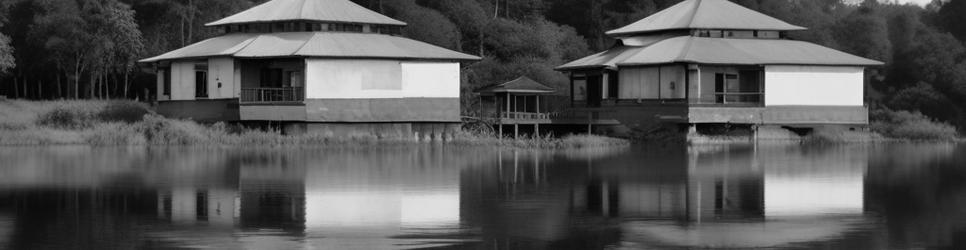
[587,75,603,107]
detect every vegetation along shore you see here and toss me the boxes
[0,100,629,148]
[0,100,959,147]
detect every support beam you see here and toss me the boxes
[506,93,511,119]
[535,123,540,137]
[536,95,540,114]
[514,124,519,139]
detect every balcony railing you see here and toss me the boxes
[241,87,304,103]
[714,92,762,105]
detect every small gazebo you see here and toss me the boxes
[475,76,557,138]
[475,76,556,121]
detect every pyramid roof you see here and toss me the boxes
[475,76,556,94]
[606,0,805,37]
[206,0,406,27]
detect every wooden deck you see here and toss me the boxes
[484,111,621,125]
[689,106,869,124]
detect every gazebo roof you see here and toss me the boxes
[475,76,556,94]
[139,32,480,62]
[206,0,406,27]
[606,0,806,37]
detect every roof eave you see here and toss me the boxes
[606,27,808,37]
[205,19,408,27]
[554,65,614,72]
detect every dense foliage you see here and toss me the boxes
[0,0,965,131]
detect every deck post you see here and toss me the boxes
[535,123,540,137]
[499,124,503,138]
[506,93,511,119]
[514,124,519,139]
[536,95,540,114]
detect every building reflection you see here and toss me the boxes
[1,144,964,249]
[461,144,872,249]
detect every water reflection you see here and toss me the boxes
[0,143,964,249]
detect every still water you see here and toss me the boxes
[0,143,964,249]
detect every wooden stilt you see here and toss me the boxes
[514,124,519,139]
[535,123,540,137]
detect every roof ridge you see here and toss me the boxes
[296,0,307,20]
[292,32,318,56]
[232,34,262,56]
[684,0,702,29]
[680,36,696,61]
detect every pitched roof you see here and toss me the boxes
[556,36,883,70]
[475,76,556,94]
[206,0,406,27]
[139,32,480,62]
[606,0,806,37]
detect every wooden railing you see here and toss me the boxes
[501,112,551,120]
[241,87,304,103]
[713,92,762,105]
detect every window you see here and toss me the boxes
[714,73,738,103]
[260,68,283,87]
[607,71,619,99]
[195,64,208,98]
[573,79,587,101]
[709,30,723,38]
[288,71,302,87]
[162,68,171,96]
[329,23,363,32]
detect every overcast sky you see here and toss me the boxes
[895,0,932,5]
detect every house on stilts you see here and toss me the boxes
[556,0,883,138]
[140,0,480,138]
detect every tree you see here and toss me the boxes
[936,0,966,41]
[383,0,462,50]
[834,11,893,65]
[29,0,144,99]
[0,1,15,76]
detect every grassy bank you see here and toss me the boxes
[0,100,627,148]
[870,109,960,142]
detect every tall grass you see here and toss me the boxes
[1,100,629,147]
[871,109,959,141]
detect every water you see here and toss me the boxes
[0,143,964,249]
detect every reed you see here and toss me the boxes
[1,100,629,147]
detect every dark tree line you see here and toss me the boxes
[1,0,965,130]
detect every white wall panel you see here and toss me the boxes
[618,67,659,99]
[169,61,195,100]
[305,59,402,99]
[764,66,864,106]
[401,62,460,98]
[305,59,459,99]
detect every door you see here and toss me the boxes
[587,75,603,107]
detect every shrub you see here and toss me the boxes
[134,114,209,145]
[97,101,151,123]
[35,105,97,129]
[86,123,147,145]
[870,109,958,141]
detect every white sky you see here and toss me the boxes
[895,0,932,6]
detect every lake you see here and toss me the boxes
[0,143,964,249]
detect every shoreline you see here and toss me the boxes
[2,99,960,147]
